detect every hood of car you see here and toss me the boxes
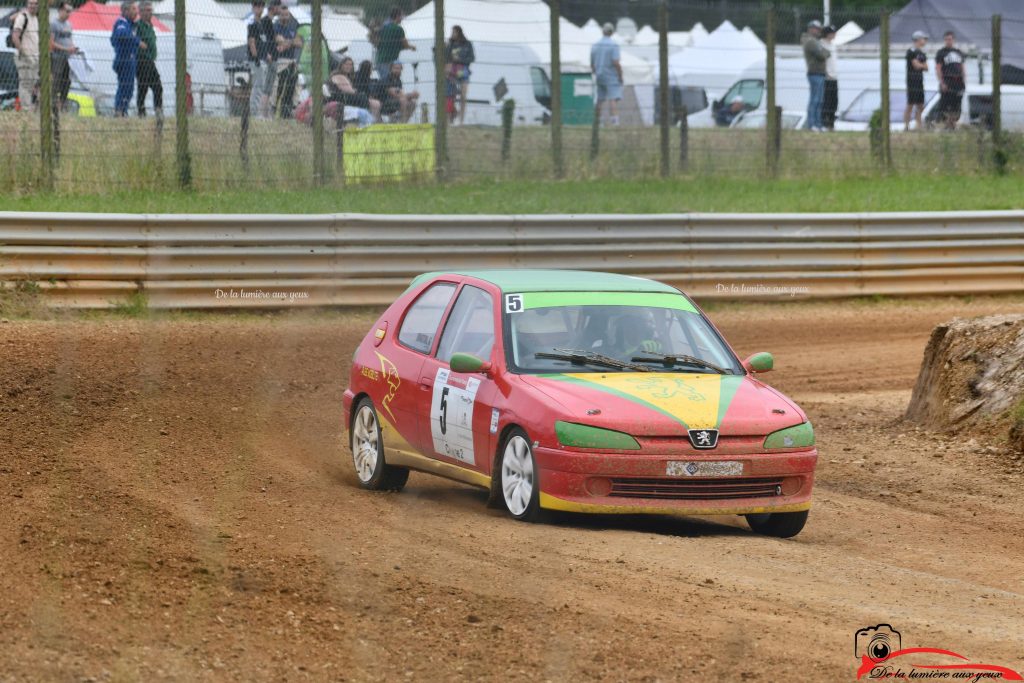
[519,372,804,437]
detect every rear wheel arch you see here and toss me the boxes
[348,391,371,431]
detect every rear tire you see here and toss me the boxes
[745,510,808,538]
[498,429,545,523]
[350,398,409,492]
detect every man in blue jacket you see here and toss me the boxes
[111,1,140,116]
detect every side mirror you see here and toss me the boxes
[449,352,492,375]
[743,352,774,373]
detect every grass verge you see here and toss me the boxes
[3,175,1024,214]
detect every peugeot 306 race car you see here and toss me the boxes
[342,270,818,537]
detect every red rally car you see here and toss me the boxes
[343,270,818,537]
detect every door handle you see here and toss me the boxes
[419,376,432,391]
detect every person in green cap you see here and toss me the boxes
[136,0,162,117]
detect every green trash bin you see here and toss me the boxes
[560,72,594,125]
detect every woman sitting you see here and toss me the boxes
[327,57,381,120]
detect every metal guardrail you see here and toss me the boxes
[1,211,1023,308]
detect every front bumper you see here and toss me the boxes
[534,446,817,515]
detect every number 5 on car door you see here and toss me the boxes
[430,368,481,464]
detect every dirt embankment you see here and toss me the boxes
[905,314,1024,452]
[2,298,1024,682]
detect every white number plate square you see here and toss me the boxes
[666,461,743,477]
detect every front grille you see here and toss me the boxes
[608,476,783,500]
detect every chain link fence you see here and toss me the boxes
[0,0,1019,194]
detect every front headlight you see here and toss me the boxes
[763,422,815,450]
[555,421,641,450]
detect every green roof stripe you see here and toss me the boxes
[521,291,697,313]
[408,270,680,294]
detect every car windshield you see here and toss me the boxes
[505,293,741,374]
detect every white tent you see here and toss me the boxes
[321,12,370,49]
[631,22,710,49]
[402,0,653,85]
[835,21,865,46]
[741,26,765,47]
[631,25,659,46]
[666,20,765,98]
[153,0,246,48]
[581,18,602,43]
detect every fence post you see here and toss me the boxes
[879,11,892,171]
[501,99,515,163]
[311,0,324,184]
[550,0,563,178]
[174,0,191,189]
[433,0,446,180]
[679,106,688,172]
[335,110,346,181]
[992,13,1003,167]
[240,90,250,168]
[765,8,777,178]
[589,104,600,161]
[38,0,53,190]
[658,0,670,177]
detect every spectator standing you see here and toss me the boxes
[935,30,965,131]
[111,1,140,117]
[905,31,929,131]
[271,4,302,118]
[135,1,161,117]
[49,1,77,113]
[590,23,623,125]
[246,0,273,118]
[270,5,301,120]
[821,25,838,131]
[801,19,828,132]
[11,0,40,113]
[445,25,474,125]
[375,8,414,79]
[381,62,418,123]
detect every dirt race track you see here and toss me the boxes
[2,298,1024,682]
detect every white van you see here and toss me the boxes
[688,54,950,129]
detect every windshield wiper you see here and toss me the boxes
[630,352,729,374]
[535,348,652,372]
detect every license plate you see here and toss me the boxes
[666,461,743,477]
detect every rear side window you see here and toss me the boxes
[436,285,495,362]
[398,283,456,354]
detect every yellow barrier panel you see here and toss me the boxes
[343,123,435,183]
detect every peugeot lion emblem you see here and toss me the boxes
[688,429,719,449]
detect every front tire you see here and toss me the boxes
[498,429,545,522]
[745,510,808,538]
[350,398,409,491]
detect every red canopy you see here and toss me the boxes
[69,1,170,33]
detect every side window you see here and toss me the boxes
[737,79,764,108]
[436,286,495,362]
[397,283,457,354]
